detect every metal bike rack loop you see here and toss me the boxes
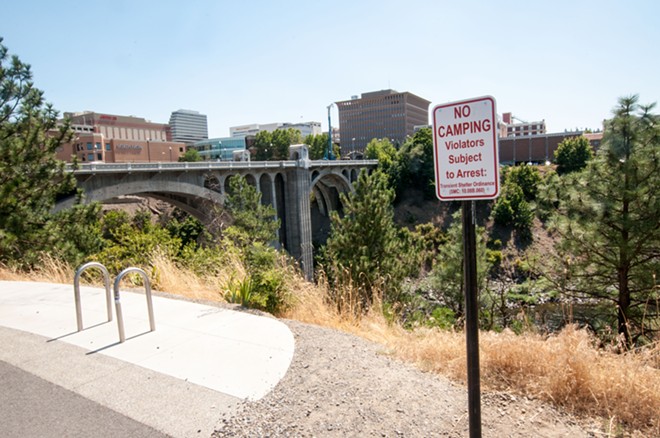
[113,267,155,343]
[73,262,112,332]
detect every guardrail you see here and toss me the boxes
[65,159,378,174]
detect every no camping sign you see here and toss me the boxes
[432,96,500,201]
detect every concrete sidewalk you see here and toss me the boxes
[0,280,295,437]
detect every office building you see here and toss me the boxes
[335,89,431,152]
[169,109,208,145]
[56,111,185,163]
[189,137,248,161]
[230,121,322,138]
[501,112,546,137]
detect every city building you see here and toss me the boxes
[229,121,322,138]
[56,111,185,163]
[501,112,546,137]
[499,130,603,164]
[335,89,431,152]
[189,136,247,161]
[169,109,208,145]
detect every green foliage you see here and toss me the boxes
[412,222,447,270]
[365,138,397,169]
[320,170,416,308]
[304,133,338,160]
[225,276,256,307]
[253,128,301,160]
[43,204,104,267]
[428,211,491,317]
[179,148,203,162]
[492,167,535,237]
[93,210,182,273]
[505,164,542,201]
[0,39,102,268]
[223,175,279,247]
[546,95,660,347]
[165,214,206,250]
[554,136,593,174]
[395,128,436,199]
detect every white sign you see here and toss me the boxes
[432,96,500,201]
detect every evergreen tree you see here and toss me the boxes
[223,175,279,247]
[0,37,92,266]
[320,170,415,308]
[430,211,490,319]
[547,95,660,347]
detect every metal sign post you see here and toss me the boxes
[432,96,500,438]
[462,199,481,438]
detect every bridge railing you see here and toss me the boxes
[66,159,378,174]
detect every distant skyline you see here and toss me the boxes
[2,0,659,138]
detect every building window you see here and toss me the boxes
[86,142,93,150]
[105,143,111,151]
[87,153,95,161]
[95,142,101,150]
[97,153,102,161]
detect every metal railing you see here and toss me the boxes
[113,267,155,343]
[73,262,112,332]
[65,159,378,175]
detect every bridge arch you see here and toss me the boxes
[56,179,224,225]
[309,170,352,246]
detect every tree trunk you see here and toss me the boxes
[617,267,631,348]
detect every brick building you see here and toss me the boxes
[56,111,185,163]
[335,89,430,152]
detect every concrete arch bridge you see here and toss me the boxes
[55,146,377,279]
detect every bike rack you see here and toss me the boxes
[113,267,156,343]
[73,262,112,332]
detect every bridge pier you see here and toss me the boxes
[284,166,313,280]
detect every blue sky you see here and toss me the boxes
[2,0,658,138]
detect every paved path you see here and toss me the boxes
[0,280,295,437]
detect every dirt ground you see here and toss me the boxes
[212,320,604,437]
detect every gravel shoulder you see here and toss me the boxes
[213,320,600,437]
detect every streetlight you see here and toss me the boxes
[169,146,172,162]
[146,138,151,162]
[326,103,336,160]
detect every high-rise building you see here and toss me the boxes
[169,109,208,144]
[335,89,431,152]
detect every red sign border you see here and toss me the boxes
[432,95,500,201]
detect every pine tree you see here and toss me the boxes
[223,175,279,247]
[321,170,414,308]
[430,211,490,319]
[548,95,660,347]
[0,38,79,265]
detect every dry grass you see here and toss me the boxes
[387,325,659,434]
[285,279,660,435]
[1,256,658,435]
[147,250,246,302]
[0,254,73,283]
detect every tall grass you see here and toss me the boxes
[1,254,658,434]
